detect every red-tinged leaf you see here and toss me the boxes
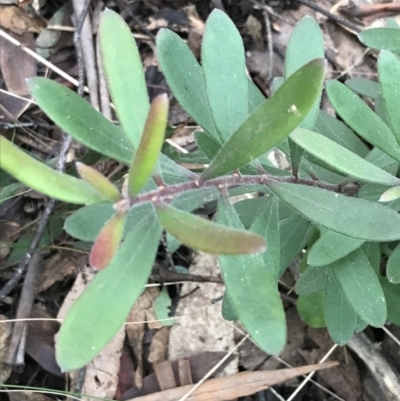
[90,212,126,270]
[155,203,266,255]
[128,94,168,197]
[76,162,120,202]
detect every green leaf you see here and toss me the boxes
[156,29,219,140]
[324,268,357,345]
[345,78,380,99]
[222,292,239,321]
[326,80,400,162]
[295,265,328,295]
[56,208,162,371]
[99,9,149,149]
[28,78,133,164]
[234,197,268,229]
[202,10,248,142]
[331,249,386,327]
[218,196,286,354]
[248,78,265,113]
[387,242,400,283]
[195,131,222,160]
[65,203,151,241]
[128,94,168,196]
[155,202,266,255]
[268,181,400,241]
[201,59,326,180]
[0,137,107,205]
[378,50,400,146]
[297,293,326,328]
[250,195,280,281]
[314,110,369,157]
[380,277,400,325]
[89,212,125,270]
[154,287,174,326]
[76,162,120,202]
[355,318,368,333]
[359,28,400,51]
[361,242,381,275]
[308,229,364,267]
[291,129,400,185]
[380,186,400,202]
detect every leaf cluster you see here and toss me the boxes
[2,10,400,371]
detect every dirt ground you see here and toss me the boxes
[1,0,400,400]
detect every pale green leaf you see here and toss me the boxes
[345,78,380,99]
[99,10,149,149]
[380,277,400,325]
[0,137,107,205]
[154,288,174,326]
[387,242,400,283]
[295,264,328,295]
[359,28,400,51]
[291,129,400,186]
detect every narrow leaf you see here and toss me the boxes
[326,80,400,162]
[250,195,280,281]
[155,203,266,255]
[201,59,326,180]
[202,9,248,141]
[90,212,126,270]
[218,196,286,354]
[387,242,400,283]
[156,29,219,140]
[76,162,120,202]
[324,268,357,345]
[331,249,386,327]
[0,137,107,204]
[28,78,133,164]
[154,288,174,326]
[128,94,168,196]
[359,28,400,51]
[308,229,364,267]
[99,9,149,149]
[345,78,380,99]
[291,129,400,186]
[268,181,400,241]
[378,50,400,146]
[56,209,162,371]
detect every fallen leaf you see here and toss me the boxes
[0,5,46,35]
[0,314,12,384]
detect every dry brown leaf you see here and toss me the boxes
[148,326,170,365]
[126,362,339,401]
[0,221,20,260]
[0,314,12,384]
[0,5,46,35]
[168,253,236,377]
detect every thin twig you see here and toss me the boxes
[262,1,274,83]
[296,0,361,33]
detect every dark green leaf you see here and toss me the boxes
[99,10,149,149]
[331,249,386,327]
[297,293,326,328]
[156,29,219,140]
[308,229,364,267]
[359,28,400,51]
[326,80,400,161]
[28,78,133,164]
[361,242,381,275]
[324,268,357,345]
[156,203,266,255]
[201,59,326,180]
[378,50,400,146]
[355,318,368,333]
[194,131,222,160]
[202,9,248,142]
[0,137,107,205]
[345,78,380,99]
[268,181,400,241]
[248,78,265,113]
[291,129,400,185]
[222,292,239,321]
[250,195,280,281]
[218,196,286,354]
[56,208,162,371]
[296,264,328,295]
